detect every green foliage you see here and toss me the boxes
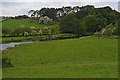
[95,23,117,37]
[82,15,98,32]
[60,13,84,34]
[103,23,114,36]
[94,32,102,37]
[38,8,57,20]
[2,52,13,68]
[51,27,60,34]
[75,5,95,20]
[24,27,32,33]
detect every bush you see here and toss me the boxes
[24,32,29,37]
[51,27,60,34]
[2,52,13,68]
[43,27,49,34]
[94,32,102,37]
[102,23,114,36]
[94,23,117,37]
[39,16,53,24]
[31,30,37,36]
[39,29,43,36]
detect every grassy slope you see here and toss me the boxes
[3,38,118,78]
[2,19,58,29]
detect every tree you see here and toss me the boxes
[28,10,39,18]
[28,10,35,17]
[82,15,98,33]
[73,6,80,12]
[59,13,85,34]
[38,8,57,20]
[56,8,64,17]
[62,6,73,15]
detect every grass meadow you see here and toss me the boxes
[2,38,118,78]
[2,19,58,30]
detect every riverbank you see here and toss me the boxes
[2,37,118,78]
[2,34,77,43]
[1,35,119,51]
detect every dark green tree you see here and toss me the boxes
[82,15,98,32]
[59,13,85,34]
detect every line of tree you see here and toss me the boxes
[28,5,120,22]
[58,5,120,35]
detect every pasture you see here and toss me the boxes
[2,19,58,30]
[2,38,118,78]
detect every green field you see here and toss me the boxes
[3,38,118,78]
[2,19,58,29]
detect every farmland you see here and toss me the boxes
[2,38,118,78]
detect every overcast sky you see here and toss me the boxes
[0,0,120,16]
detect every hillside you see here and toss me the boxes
[2,19,58,30]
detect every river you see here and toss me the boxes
[0,41,40,50]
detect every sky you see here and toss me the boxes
[0,0,120,17]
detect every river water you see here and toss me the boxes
[0,41,40,50]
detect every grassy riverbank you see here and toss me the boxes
[2,34,76,43]
[2,38,118,78]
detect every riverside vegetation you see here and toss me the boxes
[2,5,120,78]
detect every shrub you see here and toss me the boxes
[39,16,53,24]
[39,29,43,36]
[51,27,60,34]
[24,32,29,37]
[95,23,117,37]
[31,30,37,36]
[19,25,25,29]
[48,29,52,35]
[2,52,13,68]
[30,27,35,30]
[43,27,49,34]
[94,32,102,37]
[102,23,114,36]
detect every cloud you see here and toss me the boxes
[1,1,119,16]
[1,0,120,2]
